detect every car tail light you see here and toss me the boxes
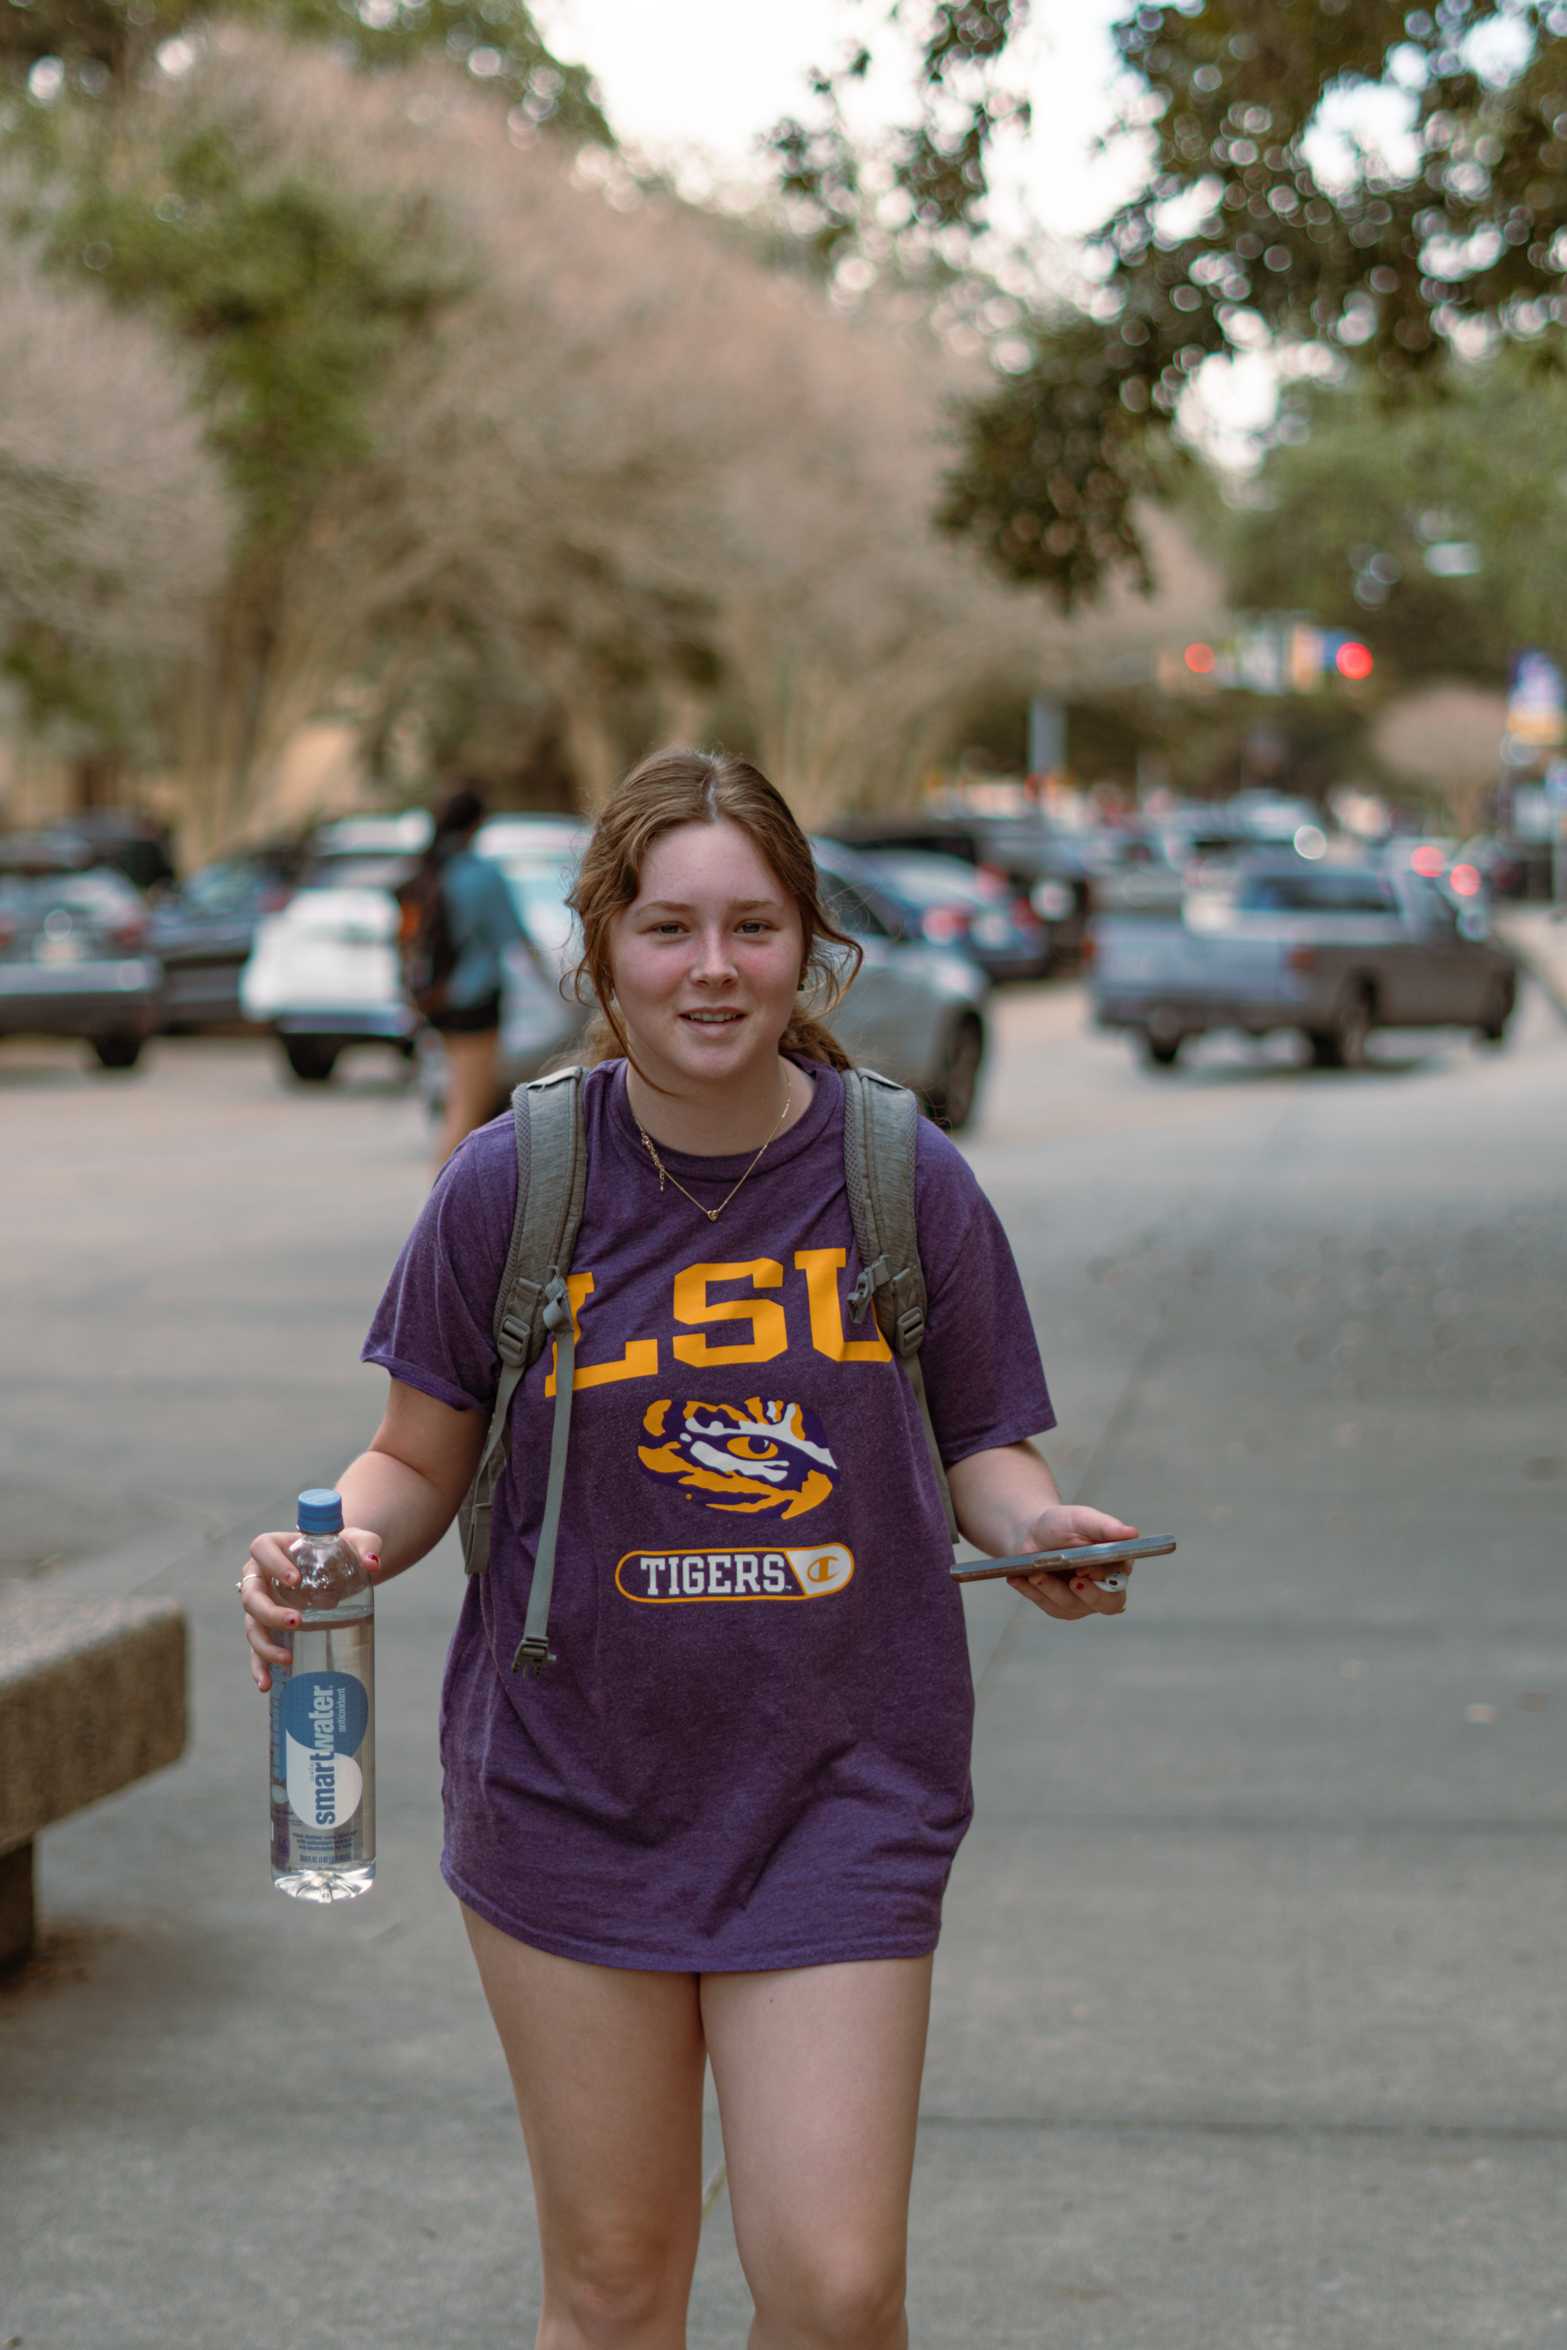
[108,916,147,950]
[922,907,969,943]
[1011,895,1043,931]
[1079,932,1096,967]
[978,863,1007,888]
[1410,845,1445,878]
[1286,945,1317,973]
[1449,863,1481,898]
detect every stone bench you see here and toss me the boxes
[0,1592,188,1969]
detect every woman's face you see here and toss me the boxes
[607,818,806,1091]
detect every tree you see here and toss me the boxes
[1224,348,1567,686]
[0,0,608,137]
[771,1,1567,606]
[1370,680,1507,829]
[0,223,231,780]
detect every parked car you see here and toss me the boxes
[1089,856,1519,1070]
[809,838,990,1129]
[0,830,100,878]
[0,813,178,895]
[1060,825,1187,918]
[1151,809,1266,891]
[146,846,305,1030]
[826,811,1088,967]
[1390,827,1541,897]
[1472,834,1555,902]
[0,865,162,1070]
[842,846,1050,982]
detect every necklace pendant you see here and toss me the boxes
[705,1206,719,1222]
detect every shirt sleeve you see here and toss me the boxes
[912,1119,1056,1465]
[360,1119,518,1413]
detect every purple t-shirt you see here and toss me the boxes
[363,1057,1054,1972]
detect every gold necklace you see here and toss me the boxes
[637,1071,795,1223]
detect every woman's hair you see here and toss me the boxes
[567,747,863,1078]
[416,781,487,878]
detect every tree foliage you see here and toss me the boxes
[773,1,1567,607]
[4,29,1076,842]
[0,222,231,747]
[771,0,1033,256]
[0,0,608,137]
[1226,348,1567,684]
[3,9,1248,841]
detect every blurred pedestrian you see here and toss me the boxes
[241,744,1137,2349]
[402,782,528,1170]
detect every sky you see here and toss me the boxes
[529,1,1285,454]
[531,0,1150,243]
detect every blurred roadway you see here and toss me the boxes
[2,969,1565,2348]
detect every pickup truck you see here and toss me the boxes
[1089,857,1519,1070]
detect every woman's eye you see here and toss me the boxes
[738,921,775,935]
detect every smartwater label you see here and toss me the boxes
[282,1670,369,1834]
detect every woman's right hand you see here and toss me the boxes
[239,1532,303,1695]
[240,1527,384,1692]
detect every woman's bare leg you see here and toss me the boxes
[461,1903,708,2350]
[700,1955,933,2350]
[435,1029,500,1168]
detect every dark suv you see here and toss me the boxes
[825,811,1090,969]
[3,813,178,895]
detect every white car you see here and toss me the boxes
[240,812,586,1086]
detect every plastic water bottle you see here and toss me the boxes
[269,1488,376,1902]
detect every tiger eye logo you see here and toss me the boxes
[637,1396,836,1519]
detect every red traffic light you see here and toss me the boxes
[1184,642,1216,675]
[1335,640,1374,681]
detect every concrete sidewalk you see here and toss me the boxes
[2,987,1565,2349]
[1497,902,1567,1022]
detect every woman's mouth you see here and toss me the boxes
[679,1009,745,1027]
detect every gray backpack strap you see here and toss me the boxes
[459,1065,588,1680]
[840,1067,958,1542]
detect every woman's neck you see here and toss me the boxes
[625,1054,804,1156]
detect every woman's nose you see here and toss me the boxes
[691,927,737,978]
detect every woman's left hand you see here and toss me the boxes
[1005,1503,1139,1621]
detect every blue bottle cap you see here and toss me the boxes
[297,1488,344,1533]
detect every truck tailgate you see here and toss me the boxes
[1090,917,1300,1011]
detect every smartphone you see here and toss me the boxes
[951,1536,1176,1584]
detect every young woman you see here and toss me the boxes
[409,783,530,1169]
[240,747,1138,2350]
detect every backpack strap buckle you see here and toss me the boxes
[496,1303,537,1366]
[512,1634,558,1677]
[846,1255,886,1327]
